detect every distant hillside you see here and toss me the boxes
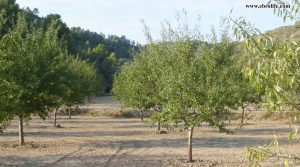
[0,0,140,93]
[265,21,300,42]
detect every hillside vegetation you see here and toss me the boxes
[266,21,300,42]
[0,0,139,93]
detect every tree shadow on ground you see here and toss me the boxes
[0,130,149,138]
[236,127,292,135]
[86,136,272,149]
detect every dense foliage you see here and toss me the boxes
[113,43,163,110]
[228,0,300,166]
[0,0,138,92]
[229,0,300,111]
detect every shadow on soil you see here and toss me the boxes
[0,154,165,167]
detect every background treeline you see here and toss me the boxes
[0,0,139,93]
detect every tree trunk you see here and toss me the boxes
[157,121,161,132]
[75,105,79,112]
[241,106,245,125]
[54,108,58,127]
[18,114,24,146]
[154,106,161,132]
[68,107,71,119]
[188,126,194,163]
[140,109,144,122]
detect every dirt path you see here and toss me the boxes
[1,116,299,167]
[0,97,299,166]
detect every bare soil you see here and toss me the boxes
[0,97,299,167]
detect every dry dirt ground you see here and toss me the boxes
[0,97,300,167]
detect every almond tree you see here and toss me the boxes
[232,60,261,126]
[61,57,101,121]
[155,37,240,162]
[114,13,243,162]
[0,13,101,145]
[0,13,64,145]
[112,43,165,129]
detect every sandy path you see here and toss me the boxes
[0,97,299,167]
[1,116,299,167]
